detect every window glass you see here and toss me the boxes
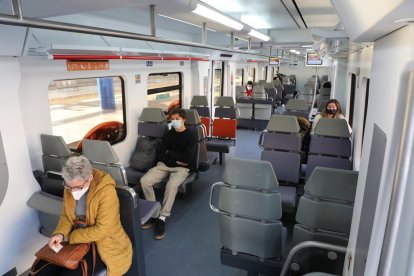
[235,68,244,86]
[213,69,222,104]
[248,67,255,82]
[48,77,125,149]
[147,72,182,112]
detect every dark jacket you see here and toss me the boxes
[157,128,196,169]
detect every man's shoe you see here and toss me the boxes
[141,218,157,230]
[154,219,166,240]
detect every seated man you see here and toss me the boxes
[140,108,196,240]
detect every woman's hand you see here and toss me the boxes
[48,234,63,250]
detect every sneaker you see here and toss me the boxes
[154,219,166,240]
[141,218,157,230]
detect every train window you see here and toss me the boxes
[235,68,244,86]
[147,72,182,112]
[248,67,255,82]
[48,77,126,150]
[213,69,222,104]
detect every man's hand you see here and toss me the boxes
[176,161,188,166]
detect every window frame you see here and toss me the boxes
[147,72,183,111]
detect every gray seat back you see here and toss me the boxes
[40,134,73,173]
[82,139,128,186]
[116,186,146,276]
[190,96,210,117]
[306,118,352,180]
[211,158,284,259]
[293,167,358,246]
[285,99,309,117]
[260,116,302,183]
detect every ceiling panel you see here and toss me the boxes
[295,0,340,29]
[200,0,298,30]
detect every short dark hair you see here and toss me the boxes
[246,81,254,86]
[169,108,187,119]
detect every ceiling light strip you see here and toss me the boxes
[248,29,270,41]
[158,14,216,32]
[192,3,243,31]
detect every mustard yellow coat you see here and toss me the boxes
[53,169,132,276]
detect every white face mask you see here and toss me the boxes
[171,119,182,129]
[247,85,252,90]
[71,187,89,201]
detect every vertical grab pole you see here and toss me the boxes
[11,0,23,19]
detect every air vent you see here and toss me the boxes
[220,54,233,58]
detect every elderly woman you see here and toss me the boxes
[33,156,132,276]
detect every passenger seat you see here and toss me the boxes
[206,96,237,164]
[210,158,286,275]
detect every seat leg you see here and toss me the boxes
[219,152,223,165]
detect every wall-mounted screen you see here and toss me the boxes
[269,57,280,65]
[306,52,323,66]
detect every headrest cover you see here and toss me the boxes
[263,82,275,89]
[305,167,358,202]
[215,96,235,107]
[266,115,300,133]
[255,85,265,93]
[286,99,308,111]
[184,109,201,125]
[235,86,245,93]
[139,108,167,123]
[314,118,351,138]
[223,158,279,189]
[191,95,208,106]
[40,134,72,156]
[319,87,331,96]
[82,139,119,163]
[273,79,281,86]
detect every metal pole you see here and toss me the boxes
[0,14,270,57]
[230,32,234,49]
[11,0,23,19]
[150,5,156,37]
[248,38,251,52]
[202,22,207,44]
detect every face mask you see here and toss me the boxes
[327,109,337,114]
[71,187,89,201]
[246,86,252,90]
[171,119,182,129]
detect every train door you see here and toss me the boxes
[211,61,224,114]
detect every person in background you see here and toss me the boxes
[311,99,352,134]
[140,108,196,240]
[32,156,132,276]
[245,81,254,96]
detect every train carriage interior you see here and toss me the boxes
[1,0,414,275]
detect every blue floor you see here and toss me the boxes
[141,129,262,276]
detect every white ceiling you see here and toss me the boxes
[0,0,353,57]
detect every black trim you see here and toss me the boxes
[292,0,308,28]
[147,85,181,95]
[280,0,301,29]
[147,72,183,108]
[221,62,225,96]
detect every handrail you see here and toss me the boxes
[209,181,231,216]
[280,241,347,276]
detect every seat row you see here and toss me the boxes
[191,96,237,164]
[259,114,352,186]
[210,157,358,275]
